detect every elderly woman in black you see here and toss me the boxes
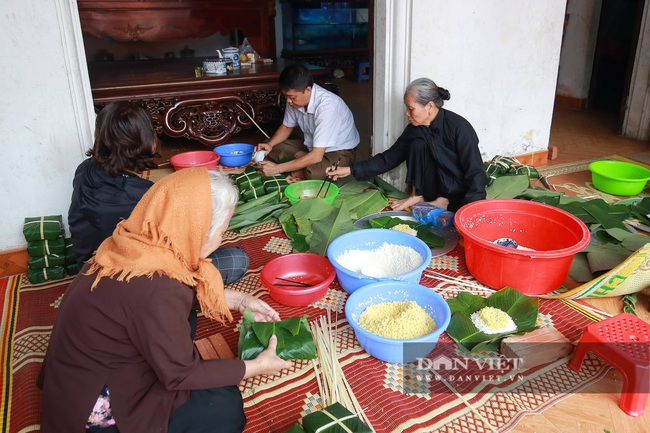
[327,78,486,212]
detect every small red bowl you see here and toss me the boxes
[261,253,336,306]
[170,150,220,171]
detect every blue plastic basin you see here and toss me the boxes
[326,228,432,294]
[345,281,451,363]
[213,143,254,167]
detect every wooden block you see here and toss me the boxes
[195,338,219,360]
[195,333,236,360]
[500,327,574,370]
[207,333,236,359]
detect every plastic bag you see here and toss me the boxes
[238,37,259,62]
[411,202,455,228]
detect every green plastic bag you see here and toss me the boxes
[238,309,316,360]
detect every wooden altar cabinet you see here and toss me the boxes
[88,58,329,146]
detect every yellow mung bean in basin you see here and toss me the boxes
[358,300,437,339]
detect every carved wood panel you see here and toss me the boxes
[77,0,277,58]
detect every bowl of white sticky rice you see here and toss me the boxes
[326,228,432,294]
[345,281,451,363]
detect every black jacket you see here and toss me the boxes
[351,109,486,211]
[68,159,153,267]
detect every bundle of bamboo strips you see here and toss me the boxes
[310,311,373,429]
[424,270,496,295]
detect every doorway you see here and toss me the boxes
[588,0,644,116]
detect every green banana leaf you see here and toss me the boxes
[278,198,334,252]
[445,287,539,352]
[486,174,530,199]
[228,203,289,232]
[367,216,445,248]
[335,178,376,196]
[310,201,357,256]
[341,189,388,219]
[372,175,409,199]
[238,309,316,360]
[232,191,281,216]
[630,197,650,225]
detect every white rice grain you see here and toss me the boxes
[336,242,423,277]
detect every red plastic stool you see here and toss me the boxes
[568,313,650,417]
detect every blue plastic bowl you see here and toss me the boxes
[213,143,254,167]
[345,281,451,363]
[326,228,432,294]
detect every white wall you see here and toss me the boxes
[373,0,567,186]
[556,0,602,101]
[0,0,93,250]
[0,0,569,252]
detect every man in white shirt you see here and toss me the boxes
[256,63,360,180]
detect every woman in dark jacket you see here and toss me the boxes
[327,78,486,212]
[68,101,249,283]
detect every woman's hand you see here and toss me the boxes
[225,289,281,322]
[390,195,424,211]
[243,335,292,379]
[429,197,450,210]
[325,165,351,181]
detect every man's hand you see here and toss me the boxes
[256,161,282,177]
[256,143,273,153]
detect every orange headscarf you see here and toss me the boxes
[86,167,232,323]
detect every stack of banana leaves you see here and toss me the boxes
[227,172,408,255]
[227,167,291,233]
[485,172,650,283]
[278,176,407,256]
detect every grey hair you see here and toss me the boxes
[207,170,239,239]
[405,78,451,108]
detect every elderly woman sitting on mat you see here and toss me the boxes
[39,168,291,433]
[327,78,486,212]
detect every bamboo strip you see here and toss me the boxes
[310,311,373,429]
[560,299,611,321]
[424,271,496,292]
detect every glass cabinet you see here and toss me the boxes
[280,1,369,69]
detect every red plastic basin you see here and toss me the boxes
[261,253,336,306]
[455,199,590,295]
[170,150,220,171]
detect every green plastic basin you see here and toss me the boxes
[284,180,339,205]
[589,160,650,196]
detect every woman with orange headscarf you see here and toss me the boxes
[39,168,291,433]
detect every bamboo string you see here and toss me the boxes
[310,311,373,429]
[424,271,496,293]
[560,299,611,321]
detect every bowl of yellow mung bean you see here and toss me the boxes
[345,281,451,363]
